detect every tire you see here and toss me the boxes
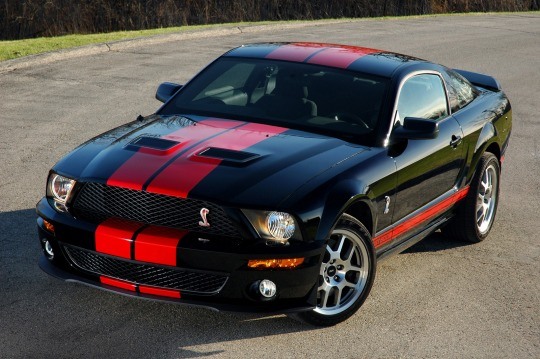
[443,152,500,243]
[290,214,376,326]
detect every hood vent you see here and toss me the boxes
[197,147,260,164]
[128,136,181,151]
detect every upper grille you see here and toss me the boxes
[64,245,228,294]
[71,182,240,237]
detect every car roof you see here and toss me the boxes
[224,42,428,78]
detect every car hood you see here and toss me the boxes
[55,114,367,208]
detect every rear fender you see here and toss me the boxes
[467,123,499,183]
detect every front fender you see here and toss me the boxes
[317,180,374,242]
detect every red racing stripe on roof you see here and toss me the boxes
[265,43,327,62]
[307,46,380,69]
[95,218,143,259]
[134,226,187,266]
[373,186,469,248]
[107,119,244,191]
[145,123,288,198]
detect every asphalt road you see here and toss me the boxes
[1,13,539,359]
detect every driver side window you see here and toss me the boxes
[396,74,448,125]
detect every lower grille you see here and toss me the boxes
[63,245,228,295]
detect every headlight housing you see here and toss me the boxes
[242,210,300,244]
[47,173,76,210]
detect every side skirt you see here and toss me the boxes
[376,216,450,261]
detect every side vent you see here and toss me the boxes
[197,147,260,164]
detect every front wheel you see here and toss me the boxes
[291,214,376,326]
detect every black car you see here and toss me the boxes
[37,42,512,326]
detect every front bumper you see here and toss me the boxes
[36,197,324,313]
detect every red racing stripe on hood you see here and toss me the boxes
[145,123,288,198]
[107,119,244,191]
[134,226,187,266]
[95,218,143,259]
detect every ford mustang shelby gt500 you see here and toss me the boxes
[37,42,512,326]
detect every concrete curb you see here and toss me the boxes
[0,19,351,75]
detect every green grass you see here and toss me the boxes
[1,12,537,62]
[0,21,277,62]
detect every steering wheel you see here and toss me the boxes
[332,112,370,129]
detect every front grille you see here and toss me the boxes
[64,245,228,294]
[71,182,240,237]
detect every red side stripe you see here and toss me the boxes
[373,186,470,248]
[95,218,143,259]
[100,276,137,292]
[139,285,181,299]
[145,123,287,198]
[134,226,187,266]
[266,43,327,62]
[106,119,244,190]
[307,46,380,69]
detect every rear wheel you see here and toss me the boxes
[290,214,376,326]
[443,152,500,242]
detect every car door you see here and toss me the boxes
[386,72,465,247]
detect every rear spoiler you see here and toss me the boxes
[454,69,502,92]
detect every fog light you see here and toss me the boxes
[259,279,277,298]
[42,239,54,260]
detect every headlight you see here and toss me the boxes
[242,210,300,244]
[266,211,295,240]
[47,173,76,204]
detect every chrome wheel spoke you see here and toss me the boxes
[319,287,330,309]
[334,287,343,306]
[336,234,346,254]
[344,244,355,262]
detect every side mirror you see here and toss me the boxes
[156,82,183,103]
[392,117,439,140]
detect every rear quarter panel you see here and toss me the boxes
[450,89,512,184]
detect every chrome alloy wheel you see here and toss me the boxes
[476,163,498,234]
[314,228,370,316]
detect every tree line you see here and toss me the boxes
[1,0,538,40]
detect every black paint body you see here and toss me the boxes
[36,43,512,312]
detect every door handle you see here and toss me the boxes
[450,134,462,148]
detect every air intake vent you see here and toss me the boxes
[197,147,260,164]
[128,136,180,151]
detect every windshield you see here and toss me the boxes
[159,57,389,143]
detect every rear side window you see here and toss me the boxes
[396,74,448,123]
[444,69,478,112]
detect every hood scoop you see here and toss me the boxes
[196,147,261,165]
[127,136,181,152]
